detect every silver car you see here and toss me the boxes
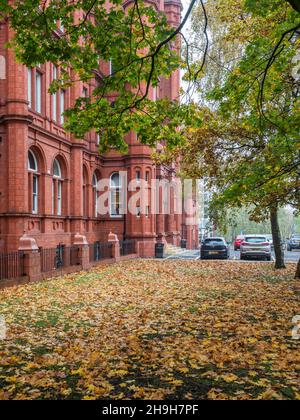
[240,235,272,261]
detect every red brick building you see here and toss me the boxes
[0,0,199,257]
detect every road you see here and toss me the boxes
[165,247,300,262]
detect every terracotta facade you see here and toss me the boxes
[0,0,199,256]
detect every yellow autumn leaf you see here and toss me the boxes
[221,374,238,383]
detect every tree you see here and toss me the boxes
[159,0,300,271]
[0,0,201,152]
[173,113,299,269]
[204,0,300,271]
[216,207,295,241]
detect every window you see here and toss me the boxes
[153,87,157,101]
[27,68,32,108]
[53,158,61,178]
[28,150,39,214]
[59,19,64,32]
[52,158,63,216]
[109,59,115,76]
[244,237,267,244]
[136,170,141,182]
[52,92,57,121]
[145,171,150,182]
[60,90,65,124]
[57,180,62,216]
[52,65,57,121]
[35,71,42,113]
[28,150,37,172]
[83,167,88,217]
[83,87,88,98]
[32,175,38,214]
[93,173,99,217]
[110,173,122,217]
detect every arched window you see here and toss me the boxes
[53,158,61,178]
[110,173,122,217]
[28,150,38,171]
[28,150,39,214]
[52,158,63,216]
[93,173,99,217]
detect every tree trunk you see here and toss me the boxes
[295,258,300,279]
[270,206,286,269]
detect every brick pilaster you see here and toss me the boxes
[18,233,41,282]
[108,232,120,262]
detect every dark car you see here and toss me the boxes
[287,235,300,251]
[200,237,230,260]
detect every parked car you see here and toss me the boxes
[201,237,230,260]
[287,235,300,251]
[234,235,245,251]
[240,235,272,261]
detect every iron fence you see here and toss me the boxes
[40,246,80,273]
[120,240,136,256]
[40,248,56,273]
[0,239,136,284]
[89,242,113,262]
[0,251,25,281]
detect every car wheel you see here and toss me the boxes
[234,247,237,251]
[287,246,291,251]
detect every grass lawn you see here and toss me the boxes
[0,260,299,400]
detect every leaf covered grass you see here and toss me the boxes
[0,260,299,400]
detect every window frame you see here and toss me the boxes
[32,174,38,215]
[27,68,32,108]
[93,173,99,217]
[109,173,122,218]
[52,158,63,216]
[28,150,39,214]
[60,90,65,124]
[52,65,58,121]
[35,70,42,113]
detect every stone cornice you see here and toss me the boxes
[0,114,33,125]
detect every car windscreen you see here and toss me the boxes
[204,239,224,244]
[245,237,266,243]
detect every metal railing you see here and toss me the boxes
[40,248,56,273]
[89,242,113,262]
[40,246,80,273]
[0,251,25,281]
[120,240,136,256]
[0,239,137,283]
